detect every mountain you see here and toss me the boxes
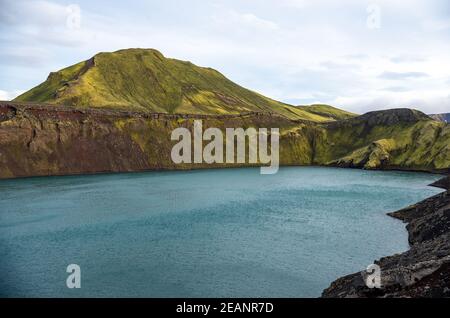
[13,48,353,122]
[429,113,450,123]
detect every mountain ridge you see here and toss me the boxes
[0,101,448,180]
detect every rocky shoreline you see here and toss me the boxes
[322,175,450,298]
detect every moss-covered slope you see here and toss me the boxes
[0,102,448,179]
[318,109,450,171]
[14,48,350,122]
[297,104,357,121]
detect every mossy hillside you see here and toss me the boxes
[55,108,450,173]
[14,49,341,122]
[0,103,449,179]
[113,114,305,168]
[298,104,357,121]
[320,113,450,170]
[111,109,449,171]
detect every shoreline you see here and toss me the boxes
[322,174,450,298]
[0,164,444,182]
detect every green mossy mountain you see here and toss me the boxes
[14,48,350,122]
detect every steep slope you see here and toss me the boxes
[313,109,450,171]
[0,102,448,179]
[14,48,332,121]
[298,104,357,121]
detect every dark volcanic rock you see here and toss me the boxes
[322,175,450,298]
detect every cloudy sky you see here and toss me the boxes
[1,0,449,114]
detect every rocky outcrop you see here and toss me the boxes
[322,175,450,298]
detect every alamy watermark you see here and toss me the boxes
[170,120,279,174]
[366,4,381,30]
[66,264,81,289]
[66,4,81,30]
[364,263,381,289]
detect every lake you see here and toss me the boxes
[0,167,444,297]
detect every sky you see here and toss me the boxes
[1,0,449,114]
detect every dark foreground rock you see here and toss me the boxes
[322,175,450,298]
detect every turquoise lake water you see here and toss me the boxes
[0,167,444,297]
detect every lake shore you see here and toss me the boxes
[322,175,450,298]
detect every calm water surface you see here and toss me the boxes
[0,167,444,297]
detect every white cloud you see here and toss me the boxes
[240,13,279,30]
[1,0,450,114]
[422,18,450,31]
[0,90,24,101]
[211,10,279,33]
[378,71,429,80]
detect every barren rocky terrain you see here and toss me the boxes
[322,175,450,298]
